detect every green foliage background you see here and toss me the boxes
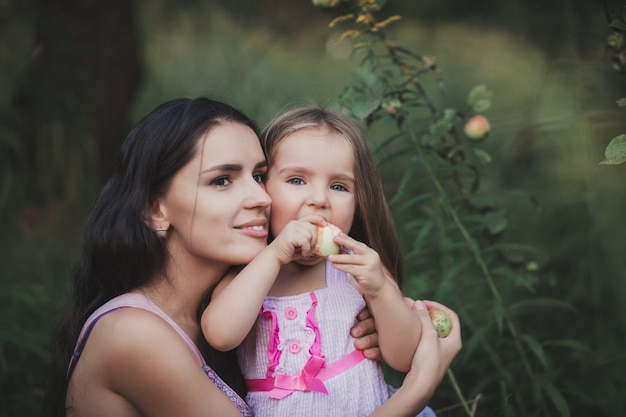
[1,0,625,416]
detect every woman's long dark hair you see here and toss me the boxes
[41,97,257,417]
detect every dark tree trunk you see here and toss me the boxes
[12,0,142,232]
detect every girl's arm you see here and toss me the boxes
[368,300,462,417]
[328,232,421,372]
[201,216,324,351]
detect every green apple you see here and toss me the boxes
[607,31,625,50]
[463,115,491,140]
[314,224,342,256]
[429,308,452,338]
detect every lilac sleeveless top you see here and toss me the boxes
[69,292,252,416]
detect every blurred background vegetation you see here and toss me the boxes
[1,0,625,416]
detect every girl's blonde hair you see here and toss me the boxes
[262,105,405,286]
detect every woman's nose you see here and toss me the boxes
[246,182,272,209]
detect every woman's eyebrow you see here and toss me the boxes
[201,160,268,174]
[201,164,241,174]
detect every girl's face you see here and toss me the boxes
[156,122,271,267]
[266,126,356,239]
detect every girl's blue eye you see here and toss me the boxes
[331,184,348,192]
[288,178,305,185]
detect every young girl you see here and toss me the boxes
[202,105,436,416]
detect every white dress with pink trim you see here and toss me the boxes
[237,260,436,417]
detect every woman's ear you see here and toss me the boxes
[147,198,170,233]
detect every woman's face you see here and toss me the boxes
[157,122,271,267]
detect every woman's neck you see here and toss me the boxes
[138,262,229,341]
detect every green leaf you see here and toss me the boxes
[542,339,594,355]
[387,165,416,205]
[352,98,382,121]
[472,147,492,164]
[467,84,493,113]
[420,132,439,146]
[485,242,539,256]
[461,322,493,362]
[467,194,496,210]
[541,381,571,417]
[492,267,536,292]
[435,259,470,298]
[485,209,508,235]
[400,192,433,210]
[616,98,626,107]
[409,217,435,247]
[352,66,379,87]
[599,134,626,165]
[442,107,458,122]
[608,18,626,31]
[509,297,575,313]
[376,147,411,166]
[373,131,406,154]
[521,333,548,369]
[494,299,504,333]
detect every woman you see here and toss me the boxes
[41,97,461,417]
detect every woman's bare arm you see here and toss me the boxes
[368,300,462,417]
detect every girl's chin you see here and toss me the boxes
[294,255,325,266]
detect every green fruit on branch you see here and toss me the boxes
[526,261,540,272]
[463,115,491,140]
[607,31,625,50]
[383,98,402,114]
[314,224,342,256]
[429,308,452,338]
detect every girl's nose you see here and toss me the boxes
[306,185,329,208]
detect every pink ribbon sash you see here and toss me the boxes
[246,349,366,399]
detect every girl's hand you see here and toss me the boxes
[327,232,389,297]
[268,215,326,264]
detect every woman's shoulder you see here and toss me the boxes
[83,307,208,397]
[94,305,175,335]
[68,307,245,417]
[77,293,201,362]
[89,306,199,365]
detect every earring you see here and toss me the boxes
[156,229,168,238]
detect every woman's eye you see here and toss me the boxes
[212,176,232,187]
[331,184,348,192]
[254,172,267,184]
[288,177,305,185]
